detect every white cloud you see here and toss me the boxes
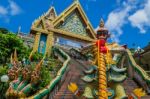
[0,0,22,23]
[128,0,150,33]
[0,6,8,16]
[105,0,149,43]
[105,1,132,43]
[106,6,130,34]
[8,0,22,16]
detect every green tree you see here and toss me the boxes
[31,52,43,61]
[0,28,9,34]
[0,32,30,64]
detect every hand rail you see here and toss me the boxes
[27,46,71,99]
[126,49,150,83]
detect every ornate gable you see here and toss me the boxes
[31,7,57,29]
[53,1,96,39]
[56,11,87,36]
[45,7,57,21]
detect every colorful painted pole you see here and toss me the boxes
[96,19,110,99]
[97,40,108,99]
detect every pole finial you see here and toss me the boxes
[99,18,105,28]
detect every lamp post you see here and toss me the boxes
[0,75,9,98]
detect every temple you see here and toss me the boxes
[5,0,150,99]
[30,0,96,55]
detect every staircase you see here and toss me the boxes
[53,71,74,99]
[123,78,139,95]
[123,78,150,99]
[50,59,88,99]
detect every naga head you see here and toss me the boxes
[30,70,40,84]
[22,67,31,80]
[8,65,20,80]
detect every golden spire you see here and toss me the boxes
[10,53,13,63]
[35,59,44,71]
[99,18,105,28]
[14,49,18,62]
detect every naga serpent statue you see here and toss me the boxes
[6,49,44,98]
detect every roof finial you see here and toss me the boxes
[99,18,105,28]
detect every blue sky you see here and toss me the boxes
[0,0,150,48]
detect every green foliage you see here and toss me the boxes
[0,81,9,98]
[0,32,30,64]
[38,57,62,89]
[0,28,9,34]
[31,52,43,61]
[39,66,52,88]
[46,58,62,71]
[0,66,8,76]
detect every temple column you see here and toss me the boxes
[45,32,54,56]
[33,32,41,52]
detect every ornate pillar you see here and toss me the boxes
[96,19,109,99]
[97,40,108,99]
[45,32,54,56]
[33,32,41,52]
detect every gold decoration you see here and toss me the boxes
[14,49,18,62]
[133,88,146,97]
[68,82,78,93]
[10,53,13,64]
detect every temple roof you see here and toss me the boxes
[31,0,96,40]
[52,1,96,39]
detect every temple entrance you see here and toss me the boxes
[30,1,96,55]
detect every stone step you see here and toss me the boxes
[123,78,139,95]
[50,58,87,99]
